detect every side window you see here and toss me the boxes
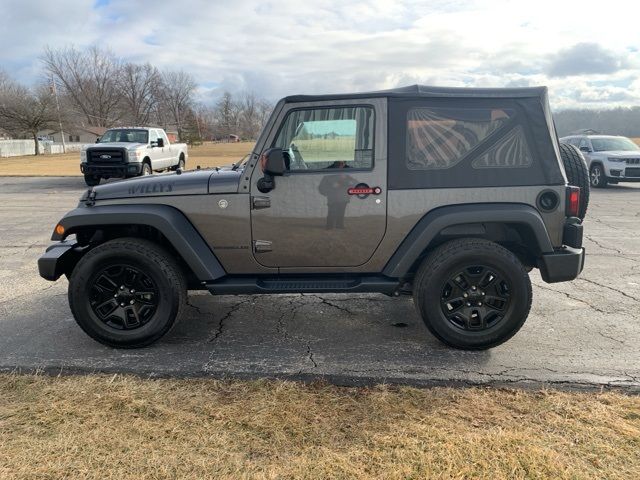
[578,138,590,151]
[406,107,512,170]
[149,129,159,144]
[159,130,170,145]
[273,106,374,171]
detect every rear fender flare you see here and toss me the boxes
[52,204,225,282]
[382,203,554,278]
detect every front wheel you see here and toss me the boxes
[68,238,186,348]
[141,162,152,176]
[590,164,608,188]
[413,239,532,350]
[84,174,101,186]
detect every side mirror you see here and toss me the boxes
[260,148,285,176]
[157,138,165,148]
[95,137,100,143]
[150,140,158,147]
[257,148,285,193]
[579,146,591,153]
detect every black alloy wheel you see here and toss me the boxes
[440,265,511,331]
[88,264,159,330]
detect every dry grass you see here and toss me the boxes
[632,137,640,146]
[0,142,254,176]
[0,375,638,479]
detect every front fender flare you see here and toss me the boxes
[52,204,226,282]
[382,203,554,278]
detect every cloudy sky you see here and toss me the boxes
[1,0,639,110]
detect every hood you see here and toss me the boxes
[600,150,640,157]
[89,168,242,201]
[85,142,146,151]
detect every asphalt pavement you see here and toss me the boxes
[0,176,639,390]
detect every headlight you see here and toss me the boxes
[129,150,141,161]
[608,157,625,162]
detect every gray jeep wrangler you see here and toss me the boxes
[38,85,586,350]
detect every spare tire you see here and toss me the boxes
[559,143,589,220]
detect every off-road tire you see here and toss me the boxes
[171,155,185,171]
[84,174,101,187]
[413,238,532,350]
[590,163,608,188]
[559,142,590,219]
[68,238,186,348]
[141,162,152,176]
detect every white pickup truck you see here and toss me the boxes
[80,127,188,186]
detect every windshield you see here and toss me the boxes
[99,129,148,143]
[591,137,639,152]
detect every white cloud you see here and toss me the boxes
[0,0,639,109]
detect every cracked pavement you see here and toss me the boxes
[0,177,639,391]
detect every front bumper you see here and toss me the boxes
[37,240,81,281]
[81,162,142,177]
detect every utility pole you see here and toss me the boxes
[51,77,66,153]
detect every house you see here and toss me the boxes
[38,126,107,144]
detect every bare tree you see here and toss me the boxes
[214,91,239,139]
[156,70,196,139]
[117,62,160,125]
[42,45,122,127]
[0,79,59,154]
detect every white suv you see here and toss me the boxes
[560,134,640,188]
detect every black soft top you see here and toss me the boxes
[285,84,548,103]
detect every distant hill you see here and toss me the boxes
[554,107,640,137]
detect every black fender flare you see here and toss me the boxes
[382,203,554,278]
[52,204,226,282]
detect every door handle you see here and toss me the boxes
[252,196,271,209]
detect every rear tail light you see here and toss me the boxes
[566,186,580,217]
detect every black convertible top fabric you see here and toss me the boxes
[284,84,549,103]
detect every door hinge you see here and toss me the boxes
[253,240,272,253]
[251,196,271,209]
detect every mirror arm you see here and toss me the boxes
[257,174,275,193]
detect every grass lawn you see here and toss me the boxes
[0,374,638,479]
[0,142,254,176]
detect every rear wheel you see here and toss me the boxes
[590,164,608,188]
[172,155,185,171]
[68,238,186,348]
[559,143,590,219]
[413,239,532,350]
[84,174,101,187]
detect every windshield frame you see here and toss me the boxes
[591,137,639,152]
[98,129,149,144]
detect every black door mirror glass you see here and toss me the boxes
[157,138,164,148]
[95,137,100,143]
[261,148,285,176]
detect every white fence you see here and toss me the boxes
[0,140,84,158]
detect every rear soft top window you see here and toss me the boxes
[388,96,564,189]
[406,107,513,170]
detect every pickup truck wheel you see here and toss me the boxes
[558,143,589,219]
[141,162,152,176]
[172,156,185,171]
[84,174,101,187]
[68,238,186,348]
[413,239,532,350]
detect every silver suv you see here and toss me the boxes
[560,134,640,188]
